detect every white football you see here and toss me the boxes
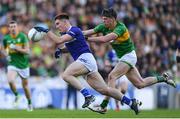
[28,28,45,42]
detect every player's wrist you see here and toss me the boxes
[54,48,62,59]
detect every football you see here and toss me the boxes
[28,28,45,42]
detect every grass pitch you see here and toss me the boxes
[0,109,180,118]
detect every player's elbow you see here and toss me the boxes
[134,83,145,89]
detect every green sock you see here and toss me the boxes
[100,100,109,109]
[14,91,18,97]
[156,76,165,82]
[28,99,32,105]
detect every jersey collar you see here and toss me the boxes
[67,26,72,32]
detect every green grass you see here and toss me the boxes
[0,109,180,118]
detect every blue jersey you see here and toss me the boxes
[65,26,91,60]
[107,49,118,67]
[177,40,180,49]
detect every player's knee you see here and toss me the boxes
[62,73,71,82]
[22,85,28,89]
[22,81,28,88]
[7,78,13,83]
[7,76,14,82]
[121,89,127,94]
[62,73,68,81]
[135,83,145,89]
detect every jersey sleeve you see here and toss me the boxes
[94,24,105,33]
[113,25,126,37]
[67,27,78,38]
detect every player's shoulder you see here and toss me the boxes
[19,32,27,37]
[116,21,126,28]
[3,34,10,41]
[70,26,81,31]
[19,32,29,40]
[69,26,82,34]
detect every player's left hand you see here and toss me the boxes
[54,48,62,59]
[34,23,49,33]
[9,44,16,50]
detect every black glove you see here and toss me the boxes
[34,23,49,33]
[54,48,62,59]
[84,36,88,40]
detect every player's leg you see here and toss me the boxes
[99,62,130,109]
[95,51,141,114]
[62,61,95,108]
[62,62,89,90]
[7,66,19,103]
[117,76,128,95]
[86,71,141,115]
[21,78,33,111]
[115,76,129,111]
[18,67,33,111]
[126,67,176,89]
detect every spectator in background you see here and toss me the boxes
[66,84,77,110]
[176,40,180,63]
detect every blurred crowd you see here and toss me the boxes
[0,0,180,82]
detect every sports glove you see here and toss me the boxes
[9,44,16,50]
[34,23,49,33]
[84,36,88,40]
[54,48,62,59]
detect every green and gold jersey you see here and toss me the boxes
[94,21,135,58]
[3,32,29,69]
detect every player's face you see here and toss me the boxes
[102,16,113,28]
[9,23,18,35]
[55,19,67,32]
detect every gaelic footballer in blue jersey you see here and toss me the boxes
[34,13,141,113]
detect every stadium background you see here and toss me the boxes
[0,0,180,117]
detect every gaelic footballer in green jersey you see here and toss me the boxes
[94,21,135,59]
[3,32,29,69]
[83,8,176,114]
[2,21,33,111]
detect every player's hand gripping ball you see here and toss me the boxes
[28,28,45,42]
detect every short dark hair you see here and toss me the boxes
[9,20,17,24]
[54,13,69,20]
[102,8,117,19]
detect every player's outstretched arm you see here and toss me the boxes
[87,32,118,43]
[83,29,96,36]
[47,31,73,44]
[34,23,73,44]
